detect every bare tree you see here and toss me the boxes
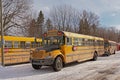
[50,5,80,32]
[118,31,120,42]
[96,26,120,42]
[79,10,99,35]
[45,5,120,42]
[2,0,32,35]
[106,27,119,42]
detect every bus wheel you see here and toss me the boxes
[32,64,42,70]
[92,52,98,61]
[53,56,63,71]
[106,51,110,56]
[113,50,116,54]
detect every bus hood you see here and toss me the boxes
[36,45,59,52]
[31,45,59,59]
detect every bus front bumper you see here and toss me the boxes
[31,58,54,66]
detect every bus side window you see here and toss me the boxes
[97,40,99,46]
[31,42,36,48]
[104,42,109,47]
[26,42,31,48]
[36,42,41,47]
[14,41,19,48]
[73,38,79,46]
[66,37,72,45]
[101,41,104,46]
[0,41,1,48]
[109,43,111,47]
[5,41,13,48]
[88,39,92,46]
[20,41,25,48]
[79,38,82,46]
[82,39,85,46]
[95,40,98,46]
[84,39,88,46]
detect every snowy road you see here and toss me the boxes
[0,51,120,80]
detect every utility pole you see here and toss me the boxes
[0,0,4,66]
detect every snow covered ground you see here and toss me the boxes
[0,51,120,80]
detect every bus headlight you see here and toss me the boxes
[49,52,52,56]
[45,52,52,59]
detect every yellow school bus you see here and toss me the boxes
[104,40,117,56]
[0,36,42,65]
[30,30,117,71]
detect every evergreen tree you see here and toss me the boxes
[28,19,36,37]
[45,18,53,31]
[37,11,44,37]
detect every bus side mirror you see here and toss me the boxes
[34,37,37,43]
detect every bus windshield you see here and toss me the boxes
[104,42,110,48]
[43,36,64,46]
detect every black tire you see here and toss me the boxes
[32,64,42,70]
[106,51,110,56]
[113,50,116,54]
[53,56,63,71]
[92,52,98,61]
[104,51,110,56]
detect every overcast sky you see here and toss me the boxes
[33,0,120,30]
